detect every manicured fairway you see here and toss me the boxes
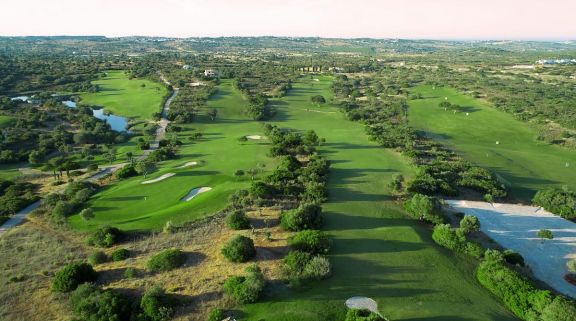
[408,85,576,201]
[242,77,515,321]
[69,80,277,231]
[80,70,167,119]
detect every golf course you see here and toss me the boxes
[408,85,576,200]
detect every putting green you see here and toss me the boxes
[408,85,576,200]
[80,70,167,120]
[241,77,515,320]
[69,80,277,231]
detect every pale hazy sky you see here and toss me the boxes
[1,0,575,40]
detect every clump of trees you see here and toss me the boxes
[221,235,256,263]
[223,264,266,304]
[35,181,98,225]
[288,230,331,255]
[404,193,443,224]
[282,251,331,282]
[0,179,38,216]
[147,249,186,272]
[280,203,323,231]
[533,188,576,220]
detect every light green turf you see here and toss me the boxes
[408,85,576,201]
[69,80,278,231]
[241,77,515,321]
[80,70,167,120]
[0,115,16,129]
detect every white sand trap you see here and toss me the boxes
[246,135,266,140]
[313,78,320,82]
[181,187,212,201]
[345,297,382,316]
[176,161,198,169]
[141,173,175,184]
[447,200,576,298]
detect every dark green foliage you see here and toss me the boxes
[223,265,266,304]
[52,262,97,292]
[345,309,386,321]
[503,250,525,266]
[249,181,276,199]
[147,249,186,272]
[225,210,250,230]
[280,203,322,231]
[87,251,108,265]
[123,267,136,279]
[86,226,122,248]
[432,224,465,251]
[110,248,130,261]
[533,188,576,219]
[310,95,326,105]
[139,286,174,321]
[282,250,331,281]
[115,165,138,179]
[404,193,443,224]
[459,215,480,233]
[221,235,256,263]
[69,283,131,321]
[0,180,37,215]
[537,229,554,240]
[540,296,576,321]
[288,230,331,254]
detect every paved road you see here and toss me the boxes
[0,75,177,235]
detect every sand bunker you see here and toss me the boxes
[176,161,198,169]
[345,297,381,316]
[313,78,320,82]
[141,173,175,184]
[181,187,212,201]
[246,135,266,140]
[447,200,576,298]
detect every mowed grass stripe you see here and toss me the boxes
[408,85,576,200]
[242,77,515,321]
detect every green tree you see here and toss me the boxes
[537,229,554,241]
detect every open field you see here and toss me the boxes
[80,70,168,120]
[447,200,576,298]
[69,80,278,231]
[408,85,576,201]
[241,77,515,321]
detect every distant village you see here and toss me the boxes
[536,58,576,65]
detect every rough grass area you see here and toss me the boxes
[80,70,168,120]
[0,220,86,321]
[240,77,516,321]
[0,115,16,129]
[70,80,277,231]
[408,85,576,200]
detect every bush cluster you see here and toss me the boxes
[223,265,266,304]
[86,226,122,248]
[282,251,331,281]
[431,224,483,258]
[87,251,108,265]
[139,286,175,321]
[147,249,186,272]
[70,283,131,321]
[111,248,130,261]
[221,235,256,263]
[533,188,576,219]
[280,203,323,231]
[288,230,331,255]
[52,262,97,292]
[404,193,443,224]
[225,210,250,230]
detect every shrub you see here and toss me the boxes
[223,265,266,304]
[123,267,136,279]
[303,255,332,280]
[459,215,480,233]
[86,226,122,248]
[431,224,465,251]
[225,210,250,230]
[52,263,97,292]
[87,251,108,265]
[566,259,576,273]
[540,296,576,321]
[87,164,98,172]
[288,230,331,254]
[115,165,138,179]
[503,249,525,266]
[111,248,130,261]
[208,308,224,321]
[221,235,256,263]
[70,283,131,321]
[283,250,331,281]
[533,188,576,219]
[79,208,95,221]
[280,203,322,231]
[345,309,385,321]
[147,249,186,272]
[404,193,443,224]
[139,286,174,321]
[537,229,554,240]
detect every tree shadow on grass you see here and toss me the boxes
[255,245,289,261]
[176,170,220,177]
[323,213,411,231]
[105,196,146,201]
[331,238,426,255]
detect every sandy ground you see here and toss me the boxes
[141,173,176,184]
[181,187,212,201]
[447,200,576,298]
[246,135,266,140]
[176,161,198,169]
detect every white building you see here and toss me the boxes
[204,69,218,77]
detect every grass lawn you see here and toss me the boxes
[241,77,515,321]
[0,115,16,129]
[69,80,278,231]
[79,70,168,120]
[408,85,576,201]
